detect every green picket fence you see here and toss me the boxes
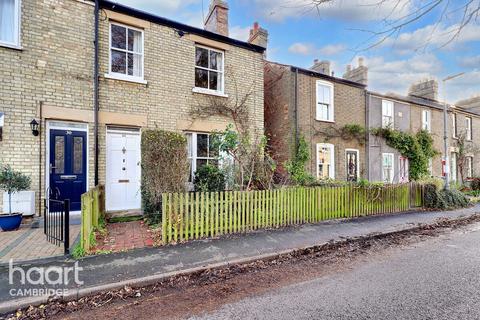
[80,185,105,252]
[161,183,423,244]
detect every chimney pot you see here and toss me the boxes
[248,21,268,50]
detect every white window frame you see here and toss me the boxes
[107,22,146,84]
[0,0,21,49]
[193,44,225,95]
[466,156,473,179]
[398,156,409,183]
[382,100,394,128]
[186,132,218,183]
[315,80,334,122]
[422,109,431,132]
[316,143,335,179]
[345,149,360,181]
[451,152,458,182]
[452,113,457,138]
[466,117,472,141]
[382,153,394,183]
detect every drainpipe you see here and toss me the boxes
[365,91,370,181]
[94,0,99,186]
[39,101,43,216]
[293,67,299,149]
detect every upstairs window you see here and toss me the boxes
[195,45,224,93]
[466,117,472,140]
[0,0,21,47]
[316,80,334,122]
[316,143,335,179]
[382,100,394,128]
[422,110,431,132]
[452,113,457,138]
[109,23,144,80]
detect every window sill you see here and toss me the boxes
[192,87,228,98]
[315,119,335,123]
[104,73,147,85]
[0,42,23,51]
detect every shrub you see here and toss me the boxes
[423,183,469,210]
[285,136,315,186]
[194,164,226,192]
[470,178,480,191]
[417,175,444,191]
[141,130,188,224]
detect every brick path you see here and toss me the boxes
[95,221,155,252]
[0,223,80,264]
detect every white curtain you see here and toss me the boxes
[0,0,15,43]
[131,29,142,77]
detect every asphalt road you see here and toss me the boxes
[193,224,480,320]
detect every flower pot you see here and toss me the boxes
[0,213,23,231]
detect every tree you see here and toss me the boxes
[0,165,31,214]
[306,0,480,52]
[453,130,480,183]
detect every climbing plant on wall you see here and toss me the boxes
[371,128,439,180]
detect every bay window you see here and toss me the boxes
[194,45,224,93]
[0,0,21,47]
[109,22,144,81]
[316,80,334,122]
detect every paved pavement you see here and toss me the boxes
[95,220,155,252]
[0,205,479,313]
[0,217,80,264]
[193,219,480,320]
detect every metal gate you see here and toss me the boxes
[44,198,70,254]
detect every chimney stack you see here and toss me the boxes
[310,59,331,75]
[204,0,229,37]
[343,57,368,85]
[248,22,268,49]
[408,79,438,101]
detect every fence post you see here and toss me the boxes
[64,199,70,255]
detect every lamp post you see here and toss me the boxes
[442,72,465,190]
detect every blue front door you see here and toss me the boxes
[49,129,87,211]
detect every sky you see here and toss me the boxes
[113,0,480,103]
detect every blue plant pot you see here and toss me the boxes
[0,213,23,231]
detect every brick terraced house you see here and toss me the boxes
[265,58,368,182]
[0,0,266,215]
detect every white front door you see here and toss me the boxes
[106,128,141,211]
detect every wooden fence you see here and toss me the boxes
[161,183,423,244]
[80,185,105,252]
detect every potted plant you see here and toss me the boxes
[0,165,31,231]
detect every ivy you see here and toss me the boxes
[371,128,439,180]
[315,124,366,145]
[285,136,315,185]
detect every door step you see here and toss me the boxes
[106,209,143,220]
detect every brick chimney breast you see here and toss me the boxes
[248,22,268,48]
[343,57,368,86]
[408,79,438,101]
[310,59,330,75]
[204,0,229,37]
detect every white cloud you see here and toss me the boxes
[319,44,346,56]
[359,54,441,95]
[288,42,315,55]
[459,55,480,68]
[248,0,411,22]
[288,42,345,56]
[230,26,251,41]
[380,23,480,55]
